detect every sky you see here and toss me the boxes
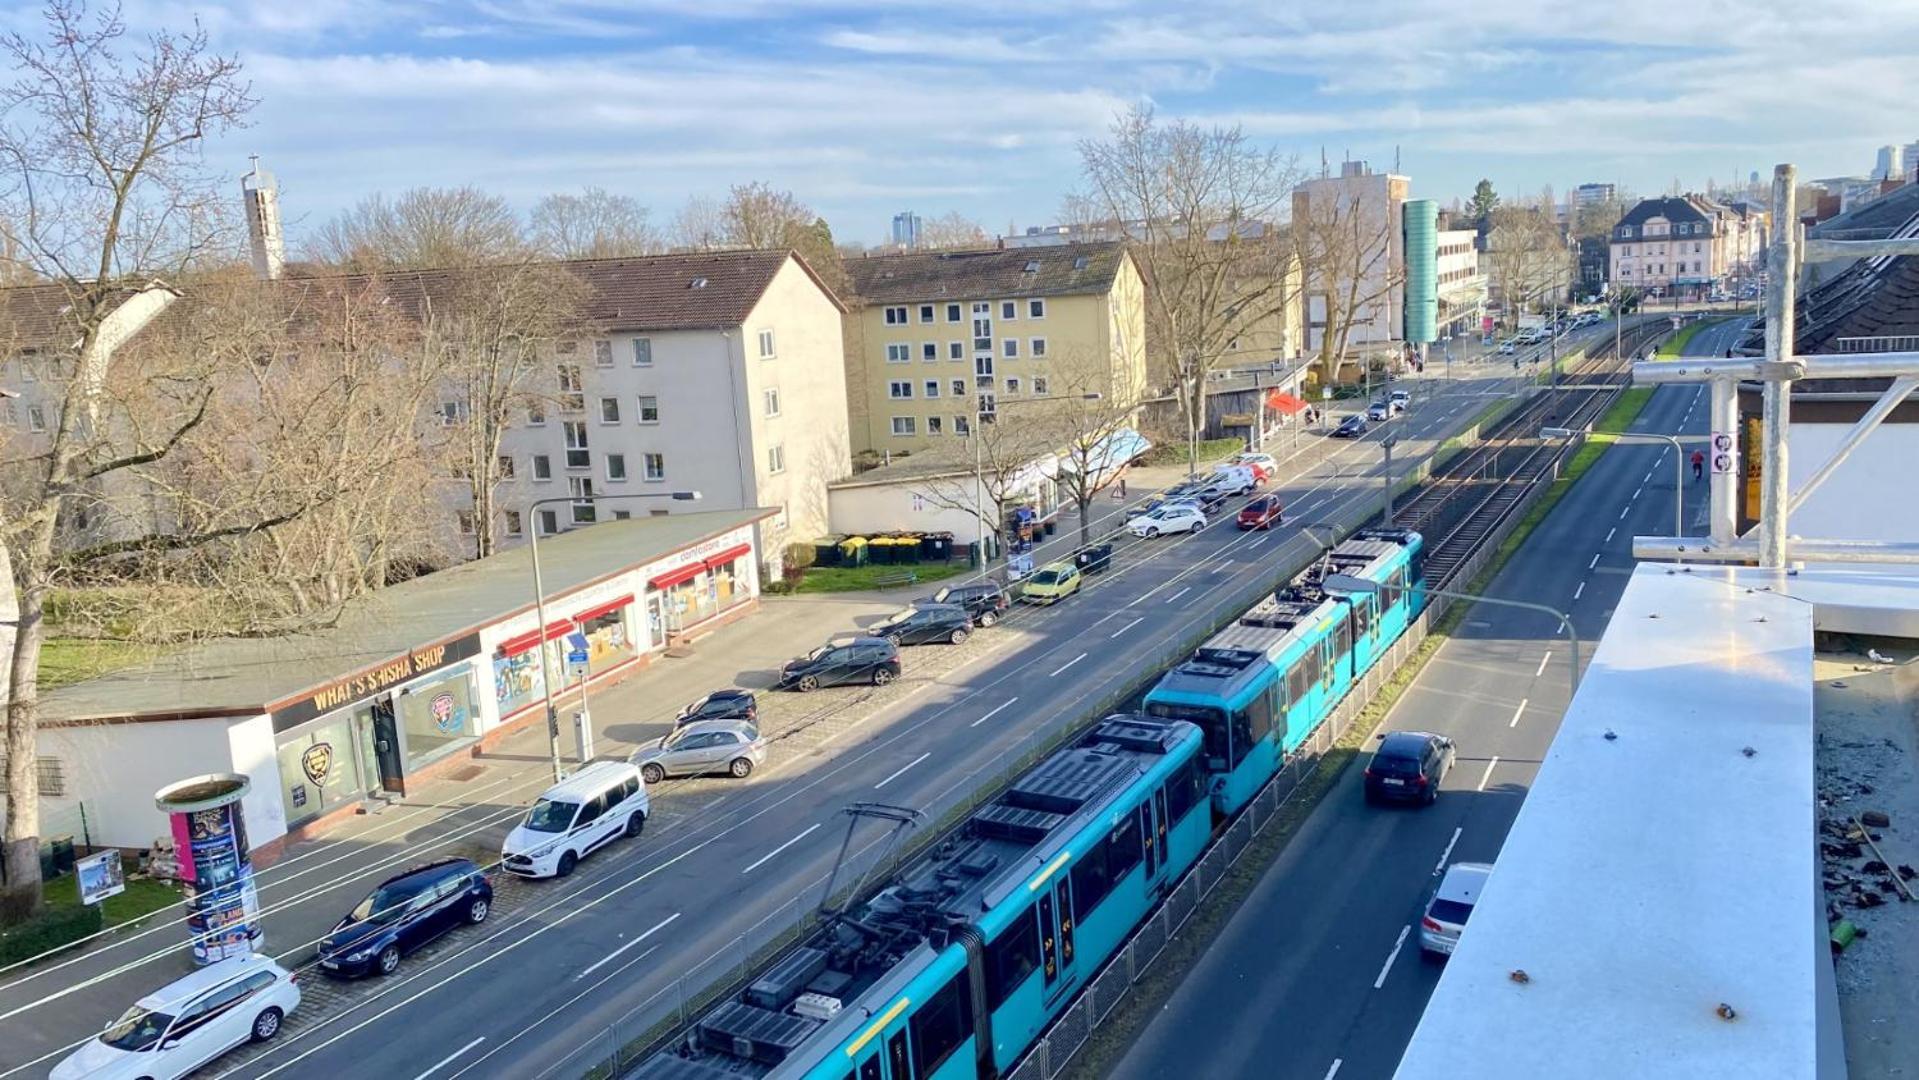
[8,0,1918,249]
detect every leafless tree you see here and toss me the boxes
[916,212,989,250]
[721,182,814,248]
[1077,105,1301,475]
[669,195,726,251]
[1484,198,1572,328]
[912,418,1056,556]
[1038,348,1145,547]
[311,186,525,270]
[1293,179,1402,384]
[529,187,659,260]
[0,0,262,915]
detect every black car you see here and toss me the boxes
[777,636,902,692]
[1364,730,1456,806]
[318,858,492,978]
[1331,414,1369,439]
[870,603,973,646]
[675,689,758,727]
[924,581,1010,627]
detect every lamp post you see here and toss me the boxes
[1321,573,1581,697]
[1380,434,1399,526]
[968,393,1101,565]
[1542,426,1686,537]
[527,490,702,782]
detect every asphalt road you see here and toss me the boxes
[1107,322,1744,1080]
[0,330,1609,1080]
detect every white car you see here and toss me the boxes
[54,955,299,1079]
[1129,505,1207,537]
[1497,340,1518,355]
[1419,861,1494,959]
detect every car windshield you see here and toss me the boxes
[521,798,578,834]
[803,644,832,661]
[1429,898,1475,925]
[1030,570,1060,585]
[877,608,916,627]
[346,878,424,924]
[681,695,710,715]
[100,1005,173,1052]
[929,587,956,603]
[663,728,696,751]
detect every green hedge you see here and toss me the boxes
[0,902,103,966]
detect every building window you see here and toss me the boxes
[437,401,467,426]
[497,454,515,479]
[526,401,547,426]
[26,405,46,433]
[927,416,943,435]
[951,378,967,396]
[632,338,653,366]
[946,303,962,322]
[1029,299,1046,318]
[532,453,553,480]
[1000,300,1017,320]
[885,306,909,325]
[569,478,596,523]
[978,393,997,418]
[890,380,913,399]
[557,364,585,411]
[457,510,476,535]
[1033,376,1050,395]
[892,416,917,436]
[886,343,912,363]
[1005,377,1021,395]
[924,379,941,398]
[1031,338,1047,357]
[503,510,524,537]
[599,397,621,423]
[606,453,627,481]
[976,355,995,377]
[768,444,786,474]
[613,510,631,520]
[955,414,971,436]
[563,421,590,469]
[758,329,776,359]
[643,453,665,481]
[949,341,964,360]
[538,509,560,535]
[919,304,935,323]
[638,395,660,423]
[923,342,939,362]
[1002,338,1019,358]
[594,340,614,367]
[763,388,780,417]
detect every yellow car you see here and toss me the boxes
[1020,562,1082,605]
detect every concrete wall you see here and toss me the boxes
[27,715,246,851]
[740,258,853,553]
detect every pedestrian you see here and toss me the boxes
[1118,475,1128,499]
[1691,449,1705,481]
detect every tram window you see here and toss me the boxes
[910,973,974,1077]
[1286,655,1315,707]
[1354,597,1373,639]
[985,913,1040,1009]
[1165,760,1203,823]
[1380,568,1403,610]
[1242,691,1275,747]
[860,1055,882,1080]
[1107,811,1143,881]
[887,1030,911,1080]
[1071,835,1116,916]
[1058,876,1076,966]
[1334,619,1352,659]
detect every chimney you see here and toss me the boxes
[242,155,285,280]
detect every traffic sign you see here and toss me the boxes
[1710,432,1736,475]
[564,631,590,669]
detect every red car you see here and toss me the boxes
[1236,494,1284,530]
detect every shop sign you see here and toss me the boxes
[271,631,481,733]
[639,529,753,582]
[300,743,334,786]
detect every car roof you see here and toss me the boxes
[911,602,968,616]
[1378,730,1440,755]
[1434,861,1494,904]
[826,634,892,647]
[1038,561,1076,573]
[676,718,758,738]
[539,759,639,800]
[703,688,754,701]
[135,954,284,1010]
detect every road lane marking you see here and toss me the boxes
[874,752,931,789]
[971,697,1018,728]
[1574,580,1586,601]
[1050,652,1088,677]
[575,929,662,981]
[1478,755,1500,792]
[1509,698,1528,728]
[1605,527,1615,543]
[742,823,822,874]
[1110,616,1146,638]
[1633,486,1643,499]
[1167,586,1191,602]
[1619,505,1630,519]
[1249,533,1272,548]
[1589,552,1601,570]
[1535,651,1552,678]
[1324,1061,1343,1080]
[1433,826,1462,874]
[412,1036,486,1080]
[1374,925,1411,989]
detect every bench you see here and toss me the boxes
[872,570,919,589]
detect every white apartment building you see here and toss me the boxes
[1294,162,1410,359]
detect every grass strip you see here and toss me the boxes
[783,561,970,594]
[38,637,161,689]
[1141,437,1243,469]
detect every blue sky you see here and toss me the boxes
[13,1,1917,247]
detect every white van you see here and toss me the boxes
[501,760,649,878]
[1209,463,1258,495]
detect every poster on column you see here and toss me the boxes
[170,797,264,964]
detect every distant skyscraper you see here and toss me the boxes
[242,156,284,281]
[1574,182,1618,206]
[1876,145,1904,181]
[890,211,922,249]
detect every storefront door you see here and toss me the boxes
[646,593,667,649]
[367,697,404,793]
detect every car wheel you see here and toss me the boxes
[1189,521,1203,534]
[467,896,490,924]
[556,850,577,878]
[872,667,896,686]
[250,1006,284,1043]
[728,757,754,779]
[377,945,401,976]
[976,611,999,628]
[949,628,969,645]
[640,762,664,784]
[1424,784,1439,806]
[796,674,820,693]
[625,808,647,837]
[1144,525,1159,538]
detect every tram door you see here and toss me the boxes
[1039,874,1078,1001]
[1141,788,1169,881]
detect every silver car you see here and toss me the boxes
[1419,861,1493,959]
[631,719,766,783]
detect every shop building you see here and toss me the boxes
[29,509,772,858]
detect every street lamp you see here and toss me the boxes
[1379,434,1400,527]
[969,393,1101,564]
[1322,572,1581,697]
[1542,426,1687,537]
[527,489,702,782]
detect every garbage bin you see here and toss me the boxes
[922,532,953,562]
[1043,519,1057,537]
[814,538,843,567]
[894,534,922,564]
[839,536,869,567]
[46,835,75,876]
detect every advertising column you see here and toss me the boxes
[154,774,263,965]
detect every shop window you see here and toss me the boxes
[396,669,479,769]
[577,603,636,675]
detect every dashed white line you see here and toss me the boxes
[1509,698,1528,729]
[742,823,822,874]
[1477,755,1501,792]
[1374,925,1412,989]
[1324,1060,1343,1080]
[874,752,932,789]
[1574,580,1586,601]
[1619,505,1631,520]
[575,934,659,981]
[411,1036,486,1080]
[1633,486,1643,499]
[1110,616,1146,639]
[1589,552,1601,570]
[1535,651,1552,678]
[1050,652,1088,677]
[1167,586,1191,602]
[1605,527,1616,544]
[971,697,1018,728]
[1249,533,1272,548]
[1433,826,1462,874]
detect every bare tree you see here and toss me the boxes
[912,419,1055,556]
[1039,348,1145,546]
[916,212,988,250]
[312,186,524,269]
[1077,105,1300,475]
[717,182,849,293]
[529,187,659,260]
[1484,199,1572,328]
[669,195,726,251]
[1293,179,1403,385]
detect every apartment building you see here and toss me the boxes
[840,242,1147,455]
[1435,226,1485,337]
[1294,162,1411,361]
[1610,195,1768,300]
